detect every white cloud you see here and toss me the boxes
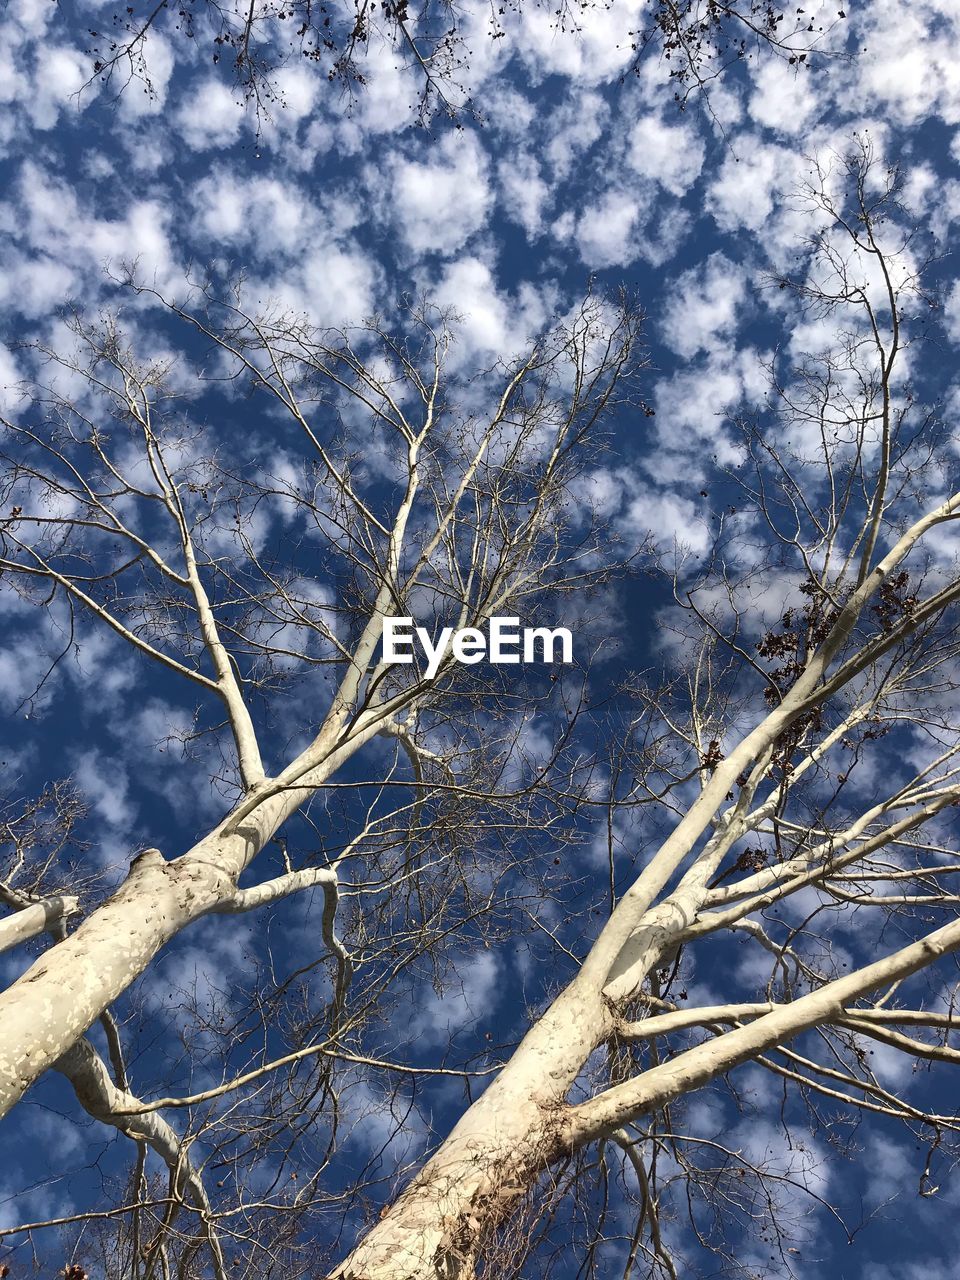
[117,32,176,119]
[329,30,446,141]
[132,699,196,755]
[660,252,747,359]
[254,241,380,328]
[576,187,647,268]
[846,0,960,126]
[73,749,137,832]
[192,171,311,253]
[408,950,500,1047]
[432,257,552,363]
[66,625,138,707]
[569,467,627,520]
[1,161,180,313]
[707,136,799,235]
[514,0,646,83]
[649,347,767,483]
[176,80,245,150]
[270,65,321,123]
[0,341,22,414]
[498,150,551,237]
[541,88,610,180]
[627,114,705,196]
[748,60,821,136]
[385,130,492,256]
[620,489,709,555]
[26,46,91,130]
[643,204,693,266]
[0,250,75,318]
[483,87,538,139]
[0,634,59,715]
[943,277,960,345]
[339,1076,428,1170]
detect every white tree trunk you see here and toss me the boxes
[0,707,387,1118]
[331,908,960,1279]
[0,849,231,1117]
[330,981,611,1280]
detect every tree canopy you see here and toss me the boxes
[3,2,960,1279]
[66,0,841,122]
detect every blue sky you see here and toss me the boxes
[3,1,960,1277]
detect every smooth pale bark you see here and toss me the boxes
[329,495,960,1279]
[55,1036,227,1280]
[333,764,779,1280]
[0,894,78,954]
[330,758,791,1277]
[0,344,527,1124]
[564,913,960,1146]
[580,492,960,1007]
[329,981,612,1280]
[328,808,755,1278]
[330,915,960,1280]
[0,346,425,1119]
[0,708,388,1119]
[0,849,234,1119]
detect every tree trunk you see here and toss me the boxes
[330,982,611,1280]
[0,711,391,1119]
[0,788,294,1114]
[0,847,234,1118]
[332,907,960,1279]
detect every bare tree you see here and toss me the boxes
[0,284,638,1276]
[5,141,960,1280]
[321,144,960,1277]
